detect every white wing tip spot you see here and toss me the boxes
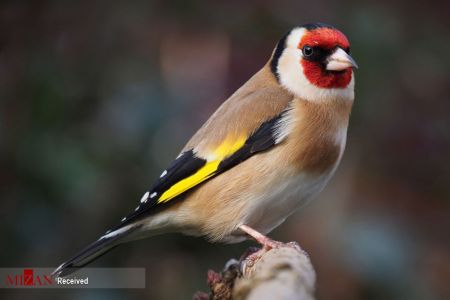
[135,206,140,211]
[150,192,157,198]
[140,191,149,203]
[121,217,126,222]
[54,263,65,274]
[160,170,167,178]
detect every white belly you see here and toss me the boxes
[226,124,348,242]
[223,171,334,243]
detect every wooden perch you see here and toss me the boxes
[194,242,316,300]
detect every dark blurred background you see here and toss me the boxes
[1,0,449,299]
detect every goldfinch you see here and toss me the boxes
[53,22,358,277]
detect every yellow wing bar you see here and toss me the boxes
[158,136,246,203]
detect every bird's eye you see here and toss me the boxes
[302,46,313,57]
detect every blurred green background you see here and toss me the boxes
[1,0,449,299]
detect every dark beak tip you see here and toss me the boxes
[347,53,358,70]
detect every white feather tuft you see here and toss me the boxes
[273,105,296,144]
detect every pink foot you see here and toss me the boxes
[238,224,301,272]
[239,224,301,251]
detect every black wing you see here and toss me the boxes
[115,107,291,229]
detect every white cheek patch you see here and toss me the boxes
[276,27,355,103]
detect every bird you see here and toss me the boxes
[53,22,358,277]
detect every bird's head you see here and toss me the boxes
[271,23,358,102]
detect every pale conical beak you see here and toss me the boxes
[326,47,358,71]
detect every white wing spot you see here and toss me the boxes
[121,217,126,222]
[54,263,65,275]
[100,226,131,240]
[140,191,149,203]
[150,192,157,198]
[135,206,140,211]
[160,170,167,178]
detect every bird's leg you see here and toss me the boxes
[239,224,285,250]
[239,224,300,271]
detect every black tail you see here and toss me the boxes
[52,225,141,277]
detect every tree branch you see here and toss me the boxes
[194,243,316,300]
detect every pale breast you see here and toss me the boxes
[223,100,350,242]
[228,151,345,242]
[230,171,334,242]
